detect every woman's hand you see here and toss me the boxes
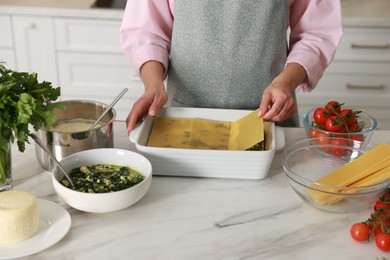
[259,82,297,122]
[126,61,167,133]
[258,62,307,122]
[126,87,167,133]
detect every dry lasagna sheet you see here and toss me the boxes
[147,109,264,151]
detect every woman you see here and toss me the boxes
[120,0,342,132]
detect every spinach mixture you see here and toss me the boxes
[60,164,145,193]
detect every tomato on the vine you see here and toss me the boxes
[325,101,342,115]
[351,134,364,142]
[350,188,390,251]
[381,190,390,202]
[316,132,329,145]
[325,116,344,132]
[308,128,319,138]
[350,223,370,241]
[375,233,390,251]
[349,123,362,132]
[313,107,330,124]
[374,200,390,211]
[310,101,369,150]
[339,109,358,126]
[329,138,348,157]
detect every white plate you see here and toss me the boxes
[0,199,71,259]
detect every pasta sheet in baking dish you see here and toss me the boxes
[147,109,264,151]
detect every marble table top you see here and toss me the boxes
[8,121,390,260]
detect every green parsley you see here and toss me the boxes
[0,63,64,182]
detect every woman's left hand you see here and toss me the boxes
[258,81,297,122]
[258,62,307,122]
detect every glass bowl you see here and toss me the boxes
[282,138,389,213]
[302,108,377,149]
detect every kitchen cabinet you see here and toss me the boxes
[0,14,16,69]
[12,15,58,85]
[0,49,15,69]
[0,8,140,121]
[57,51,143,119]
[54,18,143,120]
[54,18,122,53]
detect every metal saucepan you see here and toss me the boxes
[34,100,116,171]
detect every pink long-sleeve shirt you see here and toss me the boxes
[120,0,342,92]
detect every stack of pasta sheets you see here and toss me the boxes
[309,143,390,205]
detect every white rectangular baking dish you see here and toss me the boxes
[129,107,285,179]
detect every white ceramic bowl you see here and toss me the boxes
[52,148,152,213]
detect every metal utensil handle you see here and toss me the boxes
[351,43,390,50]
[30,133,75,189]
[346,83,385,90]
[89,88,128,130]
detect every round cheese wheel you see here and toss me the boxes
[0,190,39,243]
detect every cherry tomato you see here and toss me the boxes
[308,123,326,138]
[313,108,330,124]
[337,126,347,133]
[325,101,342,115]
[308,128,319,138]
[340,109,357,126]
[329,138,348,157]
[375,200,390,211]
[316,132,330,145]
[374,225,384,236]
[332,148,347,157]
[350,222,370,241]
[349,123,362,132]
[381,189,390,202]
[331,132,348,138]
[351,134,364,142]
[372,217,389,235]
[325,116,344,132]
[372,208,390,228]
[329,138,348,146]
[375,233,390,251]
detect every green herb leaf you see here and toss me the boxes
[0,62,64,153]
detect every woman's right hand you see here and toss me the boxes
[126,61,167,134]
[126,87,168,133]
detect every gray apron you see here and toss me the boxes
[167,0,298,127]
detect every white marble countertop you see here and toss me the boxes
[8,121,390,260]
